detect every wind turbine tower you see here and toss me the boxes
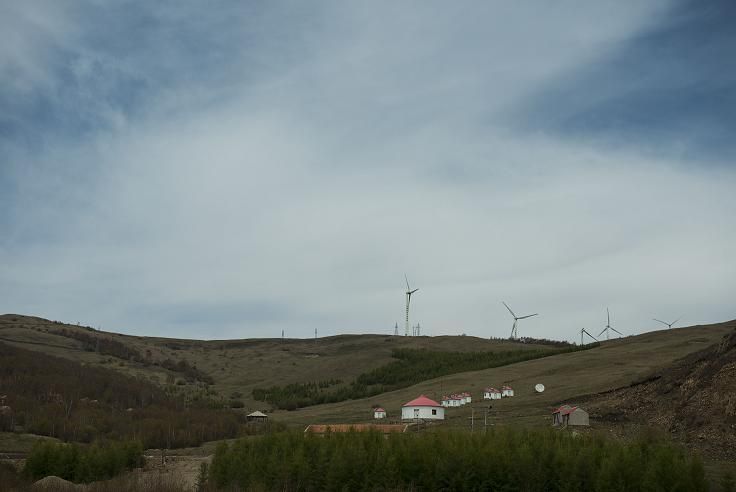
[502,302,538,339]
[598,308,623,340]
[394,323,399,336]
[404,275,419,336]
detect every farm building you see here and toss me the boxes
[247,411,268,422]
[462,392,472,404]
[373,407,387,419]
[552,405,589,427]
[305,424,408,436]
[483,388,502,400]
[442,395,462,407]
[401,395,445,421]
[501,385,514,397]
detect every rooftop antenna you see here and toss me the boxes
[502,301,538,339]
[405,275,419,336]
[653,317,682,330]
[580,327,598,346]
[598,308,623,340]
[394,323,399,336]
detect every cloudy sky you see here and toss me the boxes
[1,1,734,341]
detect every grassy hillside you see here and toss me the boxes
[0,314,553,408]
[268,321,736,427]
[1,314,733,433]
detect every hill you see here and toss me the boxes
[266,320,736,429]
[585,327,736,460]
[0,314,556,408]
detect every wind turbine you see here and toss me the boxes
[653,317,682,330]
[580,328,598,346]
[502,302,538,339]
[598,308,623,340]
[405,275,419,336]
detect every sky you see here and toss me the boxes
[1,1,735,341]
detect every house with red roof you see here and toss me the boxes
[501,385,514,397]
[401,395,445,421]
[552,404,589,426]
[373,407,387,419]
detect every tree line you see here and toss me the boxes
[0,342,243,448]
[53,327,213,384]
[207,428,708,491]
[23,440,144,484]
[253,345,596,410]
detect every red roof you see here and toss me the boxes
[374,408,385,413]
[502,386,512,390]
[403,395,441,407]
[552,405,577,415]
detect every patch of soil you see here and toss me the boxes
[585,327,736,460]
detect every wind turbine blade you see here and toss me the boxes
[405,274,410,291]
[611,327,624,336]
[502,302,516,318]
[607,308,610,326]
[518,313,538,319]
[653,319,669,326]
[672,317,682,326]
[410,288,419,294]
[597,328,607,337]
[583,329,599,342]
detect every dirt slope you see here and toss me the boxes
[584,327,736,459]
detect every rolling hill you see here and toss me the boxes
[0,314,555,408]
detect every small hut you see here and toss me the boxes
[462,392,472,404]
[484,388,502,400]
[552,405,589,427]
[501,385,514,397]
[247,411,268,423]
[401,395,445,421]
[373,407,387,419]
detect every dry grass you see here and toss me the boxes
[0,314,552,409]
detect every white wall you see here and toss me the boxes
[401,406,445,420]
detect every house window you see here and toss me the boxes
[432,409,437,415]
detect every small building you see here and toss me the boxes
[501,385,514,397]
[247,411,268,422]
[304,424,408,436]
[450,394,463,407]
[483,388,502,400]
[373,407,387,419]
[440,396,450,407]
[552,405,589,427]
[401,395,445,421]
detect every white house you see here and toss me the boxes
[463,392,472,404]
[373,407,387,419]
[401,395,445,421]
[440,396,450,407]
[483,388,502,400]
[501,385,514,397]
[450,394,463,407]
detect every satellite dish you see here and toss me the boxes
[534,383,545,393]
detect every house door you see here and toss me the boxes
[414,409,420,419]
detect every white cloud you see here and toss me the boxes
[2,1,734,341]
